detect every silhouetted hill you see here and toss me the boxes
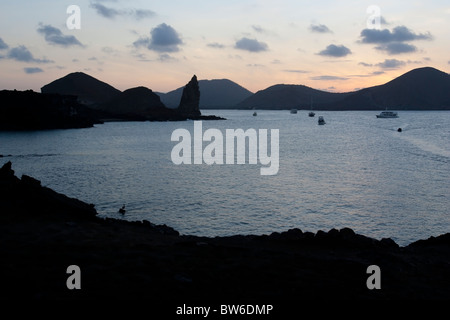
[41,73,225,121]
[237,67,450,110]
[98,86,178,121]
[158,79,253,109]
[41,72,121,107]
[326,67,450,110]
[0,90,101,130]
[236,84,350,110]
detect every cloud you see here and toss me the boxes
[317,44,351,57]
[134,23,183,52]
[158,53,177,62]
[283,69,309,73]
[352,71,386,77]
[375,42,417,54]
[309,24,332,33]
[252,25,265,33]
[376,59,406,69]
[37,24,83,47]
[234,37,268,52]
[7,45,53,63]
[91,3,120,18]
[24,67,44,74]
[207,42,225,49]
[0,37,8,50]
[101,46,117,55]
[310,75,349,81]
[359,26,432,44]
[133,9,156,20]
[359,62,373,67]
[90,2,156,20]
[149,23,183,52]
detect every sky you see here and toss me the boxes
[0,0,449,94]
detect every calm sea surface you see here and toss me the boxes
[1,110,449,246]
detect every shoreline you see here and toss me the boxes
[1,161,449,300]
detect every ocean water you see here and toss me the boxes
[1,110,449,246]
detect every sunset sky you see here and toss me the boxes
[0,0,449,94]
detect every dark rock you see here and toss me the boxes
[177,75,201,118]
[0,161,97,219]
[0,161,13,176]
[315,230,327,239]
[1,161,450,300]
[380,237,399,248]
[21,175,42,188]
[339,227,356,238]
[328,228,340,237]
[284,228,303,238]
[303,231,315,239]
[156,224,180,236]
[142,219,154,227]
[0,161,19,183]
[98,86,178,121]
[0,90,101,130]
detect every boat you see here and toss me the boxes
[290,109,298,114]
[253,112,257,116]
[308,97,315,117]
[318,116,326,125]
[376,111,398,118]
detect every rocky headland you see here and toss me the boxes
[0,90,102,130]
[41,73,225,122]
[1,161,449,302]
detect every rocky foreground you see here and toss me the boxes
[0,161,449,304]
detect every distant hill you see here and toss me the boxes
[98,86,175,120]
[326,67,450,110]
[157,79,253,109]
[41,72,121,108]
[236,84,350,110]
[237,67,450,110]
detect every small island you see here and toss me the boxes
[0,74,224,131]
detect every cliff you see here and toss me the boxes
[177,75,201,117]
[0,90,102,130]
